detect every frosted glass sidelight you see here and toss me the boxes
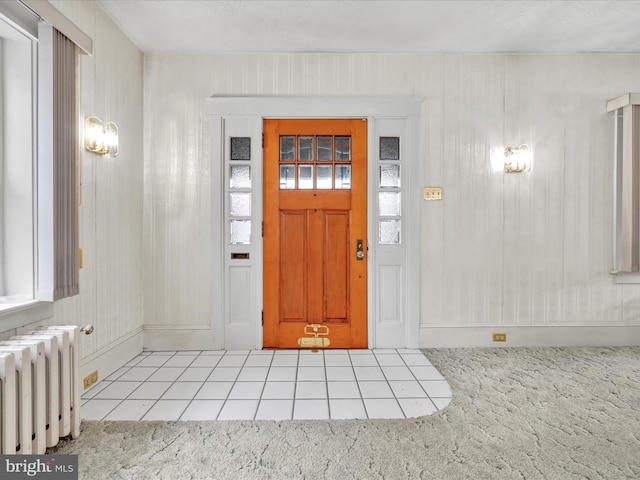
[316,165,332,189]
[298,165,313,189]
[280,165,296,189]
[230,165,251,188]
[298,136,314,161]
[317,136,333,161]
[379,220,401,244]
[230,192,252,216]
[280,136,295,161]
[379,192,401,216]
[335,136,351,161]
[231,137,251,160]
[380,137,399,160]
[380,164,400,188]
[230,220,251,244]
[335,165,351,189]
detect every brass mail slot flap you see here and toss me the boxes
[298,337,330,348]
[231,252,250,260]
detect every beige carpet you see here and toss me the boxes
[51,347,640,479]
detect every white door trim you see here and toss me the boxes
[208,97,421,349]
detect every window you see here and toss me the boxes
[278,135,352,190]
[0,15,37,306]
[608,93,640,280]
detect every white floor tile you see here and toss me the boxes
[409,365,444,381]
[295,381,327,399]
[147,367,186,382]
[178,367,214,382]
[195,382,234,399]
[124,356,145,367]
[327,381,361,399]
[244,355,273,367]
[398,398,438,418]
[176,351,202,356]
[105,400,154,421]
[142,400,189,421]
[180,400,224,420]
[255,399,294,420]
[217,355,248,367]
[104,367,129,381]
[208,367,241,381]
[261,381,296,399]
[374,353,405,366]
[118,367,158,382]
[271,355,299,367]
[389,380,428,398]
[128,382,172,400]
[293,399,329,420]
[162,382,203,399]
[150,351,176,356]
[93,381,141,400]
[191,355,223,367]
[218,400,259,420]
[298,354,324,367]
[432,397,452,410]
[236,367,269,382]
[136,356,171,367]
[329,399,367,419]
[353,366,386,381]
[364,398,404,419]
[324,354,351,366]
[228,381,265,400]
[400,353,432,366]
[297,366,325,381]
[82,381,112,399]
[358,381,394,399]
[326,366,356,381]
[267,366,297,381]
[88,349,451,421]
[350,354,378,366]
[81,399,120,420]
[381,366,414,380]
[420,380,452,397]
[164,355,197,367]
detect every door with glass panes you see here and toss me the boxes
[263,119,367,349]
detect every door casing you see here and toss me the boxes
[209,97,421,350]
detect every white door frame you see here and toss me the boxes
[208,97,421,350]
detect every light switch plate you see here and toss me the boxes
[423,186,443,200]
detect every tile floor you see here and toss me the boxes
[81,349,452,421]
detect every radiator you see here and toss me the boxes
[0,325,85,454]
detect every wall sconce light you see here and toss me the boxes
[84,116,119,157]
[504,144,531,173]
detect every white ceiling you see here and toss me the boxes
[97,0,640,54]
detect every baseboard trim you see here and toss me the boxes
[80,327,143,393]
[143,325,214,351]
[420,324,640,348]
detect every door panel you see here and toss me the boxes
[263,118,367,349]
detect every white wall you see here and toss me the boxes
[0,1,144,377]
[144,53,640,347]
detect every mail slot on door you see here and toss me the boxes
[231,253,250,260]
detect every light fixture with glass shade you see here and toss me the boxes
[84,116,119,157]
[504,144,531,173]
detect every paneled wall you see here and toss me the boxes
[0,1,144,366]
[144,53,640,346]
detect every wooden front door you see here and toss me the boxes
[263,119,367,349]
